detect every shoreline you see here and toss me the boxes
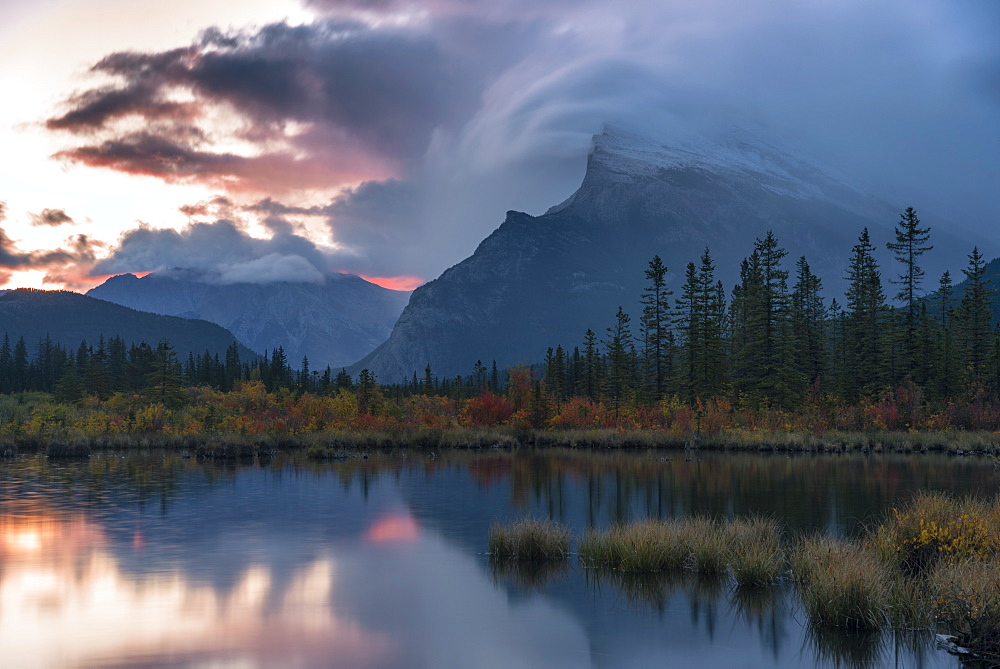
[3,427,998,459]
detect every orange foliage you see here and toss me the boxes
[459,393,514,427]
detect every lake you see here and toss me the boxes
[0,449,997,668]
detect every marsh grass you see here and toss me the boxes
[928,559,1000,663]
[792,535,890,629]
[579,519,688,571]
[488,518,571,560]
[686,516,730,573]
[726,515,784,585]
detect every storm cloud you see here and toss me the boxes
[46,0,1000,281]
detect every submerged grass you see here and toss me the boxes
[488,518,571,560]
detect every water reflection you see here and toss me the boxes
[0,511,396,668]
[0,450,984,668]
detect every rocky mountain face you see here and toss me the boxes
[0,289,254,359]
[88,272,410,369]
[354,126,973,381]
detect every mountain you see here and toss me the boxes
[0,289,255,358]
[354,126,976,381]
[88,272,410,370]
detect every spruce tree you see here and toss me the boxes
[790,256,826,391]
[956,247,994,387]
[886,207,932,380]
[639,255,672,399]
[844,228,887,399]
[603,306,635,413]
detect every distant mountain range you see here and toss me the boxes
[353,125,979,381]
[0,289,255,359]
[88,272,410,369]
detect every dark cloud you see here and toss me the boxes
[46,20,502,193]
[44,0,1000,280]
[30,208,75,227]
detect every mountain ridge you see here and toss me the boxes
[352,125,978,381]
[0,289,255,359]
[88,271,410,369]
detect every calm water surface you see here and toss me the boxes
[0,449,997,668]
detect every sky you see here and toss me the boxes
[0,0,997,292]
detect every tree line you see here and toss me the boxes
[538,208,998,409]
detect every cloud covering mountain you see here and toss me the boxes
[38,0,999,286]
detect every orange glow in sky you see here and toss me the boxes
[358,275,425,292]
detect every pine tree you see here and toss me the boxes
[0,334,11,394]
[931,271,958,399]
[639,255,672,399]
[12,337,28,392]
[844,228,887,399]
[87,335,111,400]
[675,249,726,402]
[603,306,635,413]
[146,339,185,406]
[790,256,826,391]
[886,207,932,380]
[956,247,994,388]
[581,329,601,400]
[357,369,381,414]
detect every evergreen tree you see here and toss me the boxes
[886,207,932,379]
[639,255,672,398]
[931,271,958,399]
[0,334,11,394]
[146,339,185,406]
[675,249,726,401]
[12,337,28,392]
[956,247,994,387]
[603,306,635,413]
[87,335,112,400]
[843,228,887,398]
[790,256,826,390]
[356,369,381,414]
[581,328,601,400]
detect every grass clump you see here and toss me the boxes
[488,517,571,560]
[928,559,1000,663]
[726,514,784,585]
[792,535,890,630]
[686,516,730,573]
[579,519,688,571]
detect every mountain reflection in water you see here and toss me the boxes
[0,449,988,668]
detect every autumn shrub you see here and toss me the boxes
[459,392,514,427]
[872,492,999,574]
